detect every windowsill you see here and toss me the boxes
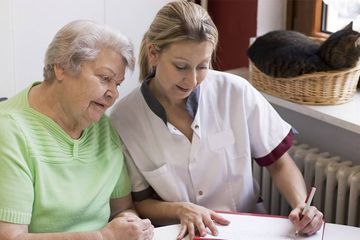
[226,67,360,134]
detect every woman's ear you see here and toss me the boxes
[53,64,65,81]
[147,44,158,67]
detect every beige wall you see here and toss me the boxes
[0,0,172,99]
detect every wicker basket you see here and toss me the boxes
[249,61,360,105]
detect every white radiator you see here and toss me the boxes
[252,143,360,227]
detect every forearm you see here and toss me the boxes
[135,199,182,226]
[0,224,102,240]
[27,232,102,240]
[109,194,138,220]
[115,208,137,216]
[267,152,307,208]
[112,207,138,220]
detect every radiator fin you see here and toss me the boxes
[253,143,360,227]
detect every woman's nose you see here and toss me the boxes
[185,70,198,87]
[106,81,119,100]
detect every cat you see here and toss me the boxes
[247,22,360,78]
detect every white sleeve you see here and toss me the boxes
[121,143,150,193]
[244,83,292,158]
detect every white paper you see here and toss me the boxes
[153,212,325,240]
[199,213,324,240]
[153,224,189,240]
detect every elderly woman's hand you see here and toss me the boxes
[100,215,154,240]
[175,202,230,240]
[289,203,324,236]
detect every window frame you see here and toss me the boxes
[286,0,329,39]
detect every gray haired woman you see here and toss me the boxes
[0,20,153,240]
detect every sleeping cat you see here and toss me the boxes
[247,22,360,78]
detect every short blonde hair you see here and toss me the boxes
[43,20,135,82]
[139,0,218,81]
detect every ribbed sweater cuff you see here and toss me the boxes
[0,208,31,224]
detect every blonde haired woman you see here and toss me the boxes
[111,1,323,239]
[0,20,153,240]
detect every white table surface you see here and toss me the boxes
[154,222,360,240]
[323,223,360,240]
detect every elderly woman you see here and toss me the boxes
[0,20,153,240]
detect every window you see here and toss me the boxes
[286,0,327,38]
[322,0,360,33]
[287,0,359,37]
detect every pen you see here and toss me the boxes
[295,187,316,237]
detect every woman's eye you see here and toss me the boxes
[175,65,187,70]
[198,66,208,70]
[102,76,110,81]
[98,75,110,82]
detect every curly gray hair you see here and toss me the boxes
[43,20,135,82]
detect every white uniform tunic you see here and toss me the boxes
[110,70,292,213]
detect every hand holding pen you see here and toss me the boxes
[289,187,324,236]
[295,187,316,237]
